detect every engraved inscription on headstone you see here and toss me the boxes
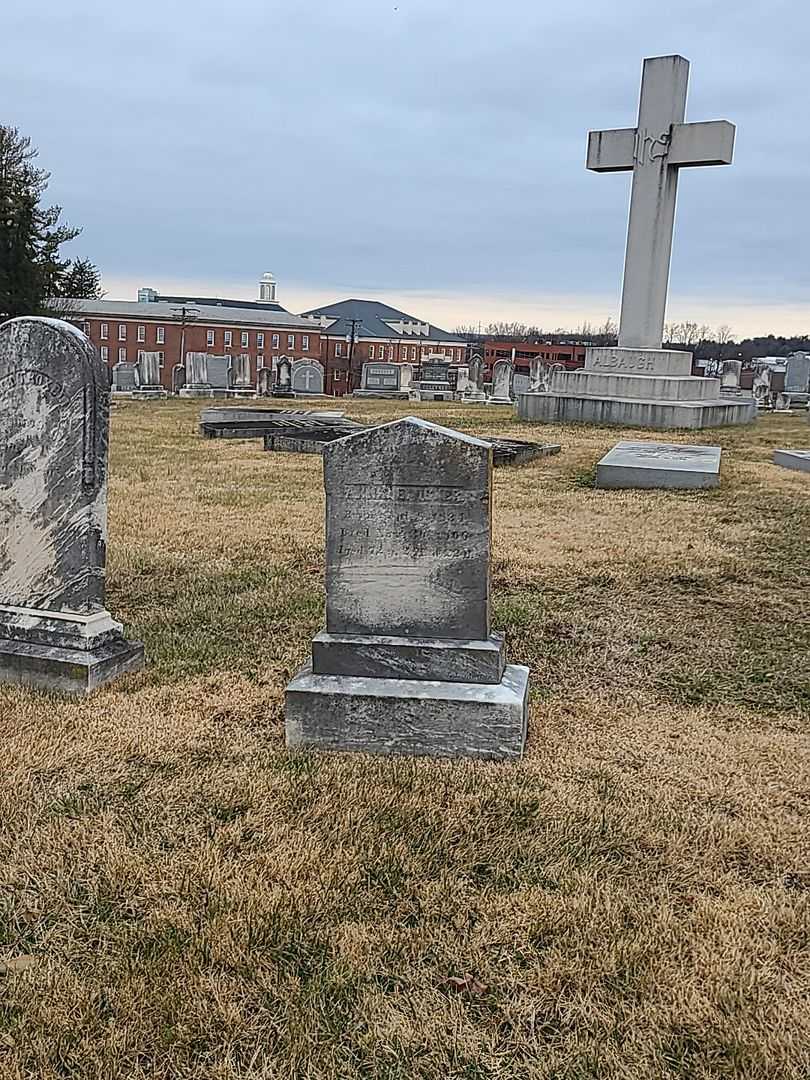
[291,360,324,395]
[0,317,144,692]
[325,419,490,639]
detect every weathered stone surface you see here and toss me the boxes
[286,662,529,760]
[0,317,143,693]
[586,347,693,376]
[311,630,506,683]
[111,362,137,393]
[291,360,324,395]
[208,355,231,390]
[324,418,491,639]
[773,449,810,474]
[0,635,144,694]
[519,390,756,429]
[132,352,167,398]
[285,416,529,759]
[596,441,722,489]
[489,360,513,403]
[354,362,409,399]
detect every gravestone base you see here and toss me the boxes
[462,390,487,404]
[596,441,722,489]
[517,347,757,429]
[179,385,215,398]
[773,449,810,474]
[271,389,296,398]
[223,388,257,399]
[487,396,513,406]
[311,630,506,683]
[351,389,411,400]
[286,662,529,760]
[0,636,144,695]
[131,386,168,400]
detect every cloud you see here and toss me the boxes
[2,0,807,334]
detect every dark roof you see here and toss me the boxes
[153,293,287,313]
[299,298,466,343]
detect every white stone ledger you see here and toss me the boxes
[518,54,756,430]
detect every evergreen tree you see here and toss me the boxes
[0,125,101,320]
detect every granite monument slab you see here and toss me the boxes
[291,360,325,395]
[285,417,529,758]
[0,318,144,693]
[132,351,167,399]
[773,449,810,474]
[179,351,214,398]
[596,440,722,489]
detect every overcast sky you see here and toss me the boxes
[4,0,808,335]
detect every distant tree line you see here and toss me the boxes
[456,318,810,365]
[0,124,102,323]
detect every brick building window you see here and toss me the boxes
[388,345,393,359]
[369,345,375,359]
[257,332,264,348]
[272,334,279,348]
[118,325,127,341]
[137,325,145,342]
[224,331,232,347]
[157,351,165,367]
[207,330,215,347]
[257,355,264,368]
[100,323,108,340]
[241,331,249,347]
[335,342,342,356]
[118,347,126,362]
[302,335,309,351]
[100,346,109,362]
[156,326,165,344]
[287,334,295,349]
[137,350,144,362]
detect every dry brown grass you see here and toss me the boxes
[1,400,809,1079]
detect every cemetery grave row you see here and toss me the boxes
[2,317,807,755]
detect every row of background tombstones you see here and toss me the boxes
[1,317,808,752]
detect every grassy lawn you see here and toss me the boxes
[1,399,809,1079]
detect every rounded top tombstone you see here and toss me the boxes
[0,317,109,613]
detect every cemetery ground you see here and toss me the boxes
[1,400,809,1080]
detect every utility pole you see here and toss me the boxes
[346,317,362,392]
[172,304,200,376]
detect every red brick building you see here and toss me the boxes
[67,274,321,390]
[300,299,469,396]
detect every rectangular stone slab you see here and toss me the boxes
[286,662,529,760]
[0,636,144,695]
[596,441,722,489]
[773,449,810,474]
[311,631,506,684]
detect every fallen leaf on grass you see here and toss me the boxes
[440,973,489,996]
[0,955,36,975]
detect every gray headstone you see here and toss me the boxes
[362,363,401,391]
[785,352,810,394]
[186,352,209,386]
[773,449,810,474]
[469,354,484,389]
[0,318,143,692]
[491,360,513,401]
[720,360,742,389]
[291,360,324,395]
[325,417,491,639]
[137,351,162,388]
[232,353,253,389]
[512,373,531,396]
[399,363,414,390]
[112,361,137,391]
[284,417,530,759]
[596,441,722,489]
[207,355,231,390]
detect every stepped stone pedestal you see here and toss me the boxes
[518,347,757,429]
[285,417,529,760]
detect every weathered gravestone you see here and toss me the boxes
[179,351,214,398]
[272,356,295,398]
[207,355,231,395]
[720,359,743,393]
[291,360,325,395]
[596,440,722,489]
[230,353,255,396]
[131,352,167,399]
[285,417,529,759]
[111,361,137,396]
[417,360,453,401]
[463,354,487,402]
[355,362,409,398]
[0,318,144,693]
[489,360,513,403]
[773,449,810,474]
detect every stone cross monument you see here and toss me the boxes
[518,54,755,429]
[587,54,735,351]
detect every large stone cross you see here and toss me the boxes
[587,55,735,350]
